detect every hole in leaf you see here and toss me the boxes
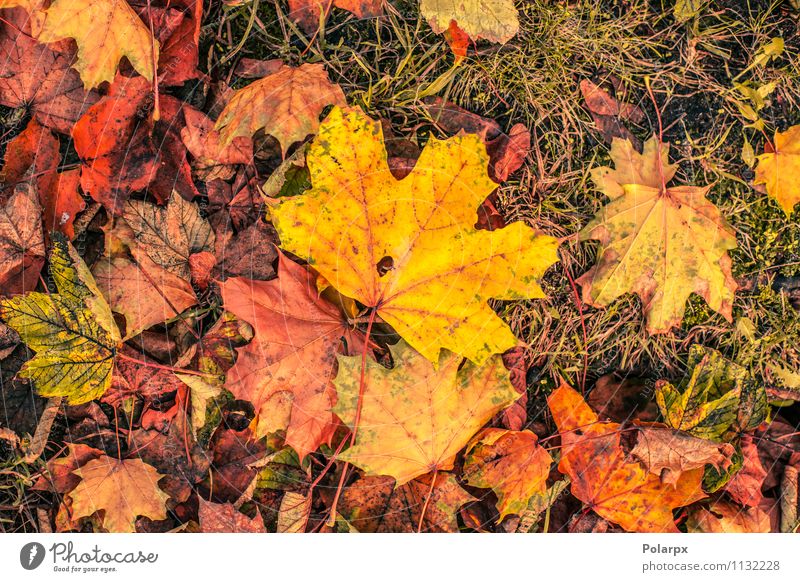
[376,256,394,277]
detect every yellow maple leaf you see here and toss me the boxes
[548,381,706,532]
[0,235,120,404]
[215,63,346,156]
[754,125,800,215]
[419,0,520,45]
[271,106,559,365]
[578,137,738,333]
[69,456,169,532]
[37,0,158,88]
[333,340,519,485]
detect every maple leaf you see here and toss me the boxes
[0,235,120,404]
[334,340,519,485]
[548,381,706,532]
[0,6,98,134]
[93,245,197,339]
[630,425,736,485]
[754,125,800,215]
[420,0,519,49]
[687,501,771,533]
[72,76,159,212]
[220,253,359,459]
[38,0,159,88]
[287,0,384,34]
[656,345,767,441]
[463,428,552,520]
[198,498,266,533]
[122,192,215,281]
[578,137,738,333]
[215,63,346,156]
[68,456,169,532]
[180,106,253,181]
[272,106,559,365]
[338,473,474,532]
[0,184,45,296]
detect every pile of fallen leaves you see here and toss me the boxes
[0,1,798,534]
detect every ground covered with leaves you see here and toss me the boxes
[1,0,800,534]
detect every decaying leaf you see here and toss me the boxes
[0,236,120,404]
[198,498,266,533]
[38,0,159,88]
[220,253,358,459]
[215,63,346,156]
[463,428,552,520]
[287,0,384,35]
[122,192,215,281]
[68,455,169,532]
[272,106,559,365]
[724,435,767,507]
[548,381,706,532]
[0,184,46,296]
[578,137,738,333]
[277,491,311,533]
[93,248,197,339]
[0,6,98,134]
[420,0,519,47]
[631,425,736,485]
[338,473,474,532]
[687,500,771,533]
[334,340,519,485]
[754,125,800,215]
[656,345,768,441]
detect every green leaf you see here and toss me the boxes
[0,235,120,404]
[656,345,767,442]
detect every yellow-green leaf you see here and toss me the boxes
[420,0,519,45]
[578,137,738,333]
[0,235,120,404]
[333,340,519,485]
[656,345,767,441]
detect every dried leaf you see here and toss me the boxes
[754,125,800,215]
[198,499,266,533]
[420,0,519,47]
[215,63,346,156]
[68,456,169,532]
[578,137,738,333]
[548,381,706,532]
[334,340,519,485]
[687,500,771,533]
[463,428,552,520]
[38,0,159,88]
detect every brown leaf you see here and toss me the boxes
[287,0,384,35]
[93,249,197,339]
[180,106,253,181]
[205,427,266,503]
[338,473,474,532]
[220,253,359,458]
[215,63,346,156]
[688,500,771,533]
[68,456,170,532]
[0,7,98,134]
[198,498,266,532]
[548,381,706,532]
[103,346,186,406]
[0,183,45,296]
[214,219,278,281]
[587,374,660,423]
[631,425,736,485]
[725,435,767,507]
